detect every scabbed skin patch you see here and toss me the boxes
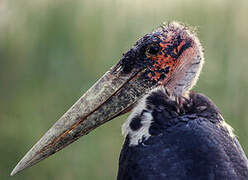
[141,23,204,96]
[145,31,192,84]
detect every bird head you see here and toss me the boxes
[11,22,204,176]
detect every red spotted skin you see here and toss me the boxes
[146,38,191,84]
[142,26,194,90]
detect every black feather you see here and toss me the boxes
[117,91,248,180]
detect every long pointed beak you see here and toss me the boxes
[11,54,156,176]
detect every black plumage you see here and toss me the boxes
[118,90,248,180]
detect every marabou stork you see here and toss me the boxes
[11,22,248,179]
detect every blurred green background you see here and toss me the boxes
[1,0,248,179]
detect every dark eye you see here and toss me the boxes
[147,44,160,55]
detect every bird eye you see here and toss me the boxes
[147,44,160,55]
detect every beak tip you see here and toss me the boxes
[10,151,35,176]
[10,155,33,176]
[10,164,21,176]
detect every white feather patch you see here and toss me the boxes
[122,87,170,146]
[122,95,151,146]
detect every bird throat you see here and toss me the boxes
[164,34,204,97]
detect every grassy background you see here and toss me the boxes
[1,0,248,179]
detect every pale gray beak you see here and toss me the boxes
[10,48,157,176]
